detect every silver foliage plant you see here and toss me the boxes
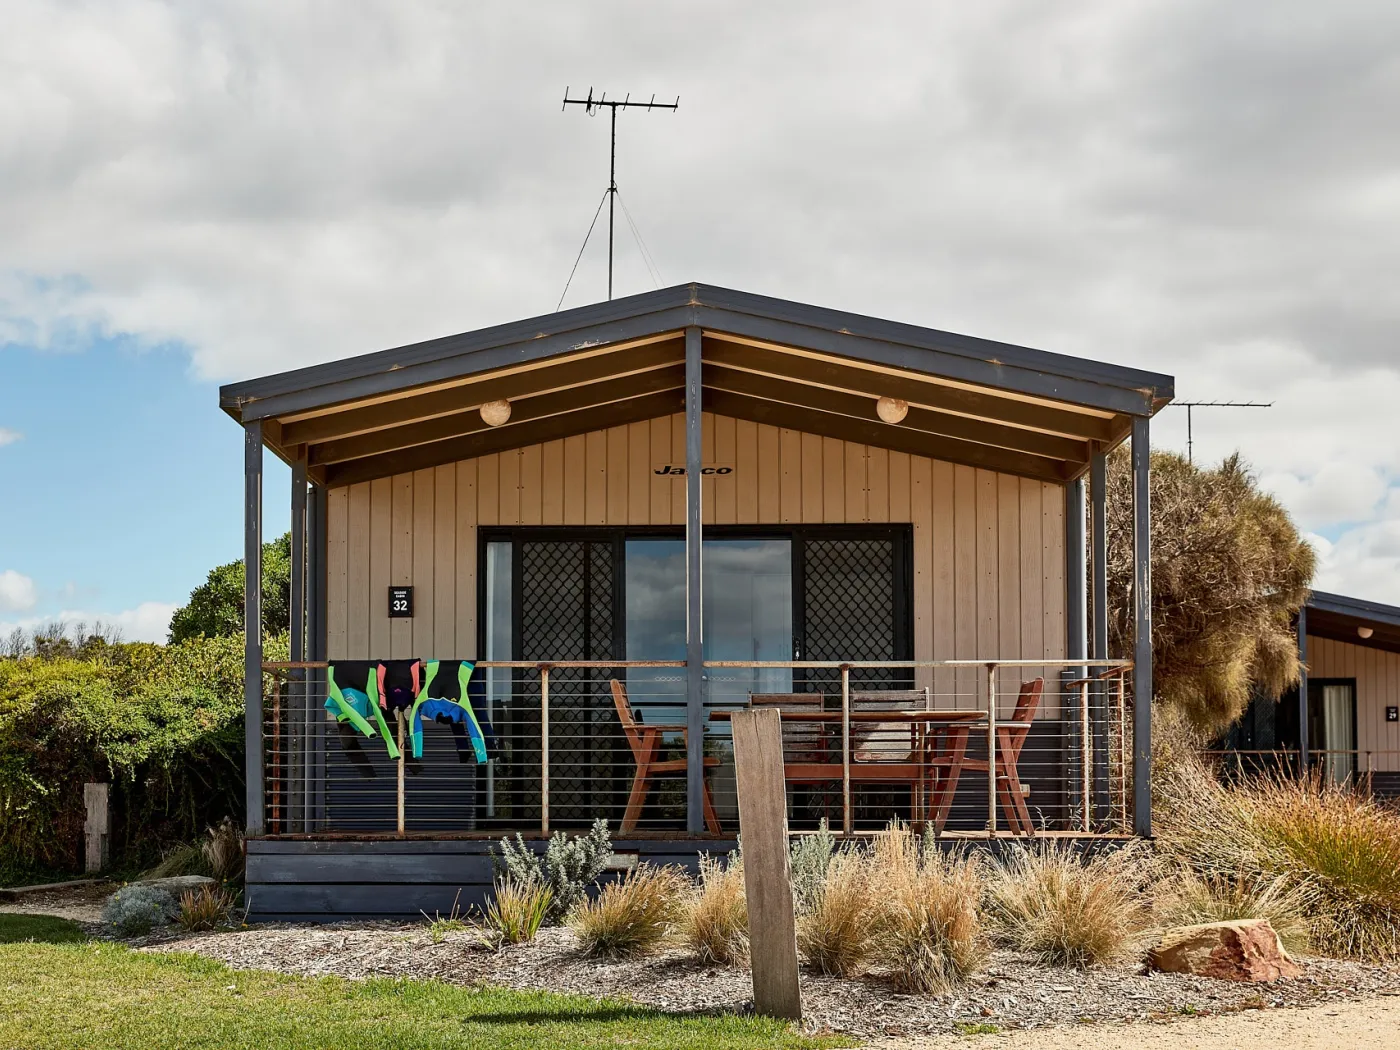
[492,818,612,924]
[102,885,179,937]
[789,818,836,912]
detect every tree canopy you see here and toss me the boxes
[1105,450,1315,734]
[168,533,291,643]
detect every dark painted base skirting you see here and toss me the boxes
[244,838,739,922]
[244,833,1134,922]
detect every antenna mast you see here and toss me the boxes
[1171,401,1273,464]
[563,88,678,300]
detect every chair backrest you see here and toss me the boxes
[609,679,646,760]
[849,688,930,759]
[749,693,827,761]
[999,678,1044,762]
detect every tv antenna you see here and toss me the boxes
[562,88,678,301]
[1171,401,1273,464]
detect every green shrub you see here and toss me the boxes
[0,633,284,874]
[492,819,612,924]
[569,865,689,958]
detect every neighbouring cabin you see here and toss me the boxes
[222,283,1171,920]
[1220,591,1400,796]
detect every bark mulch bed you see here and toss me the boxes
[143,921,1400,1039]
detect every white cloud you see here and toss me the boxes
[0,600,177,644]
[0,427,21,447]
[3,1,1400,606]
[0,570,37,612]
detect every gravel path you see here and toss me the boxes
[144,921,1399,1041]
[0,882,111,924]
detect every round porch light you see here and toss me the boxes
[876,396,909,424]
[480,399,512,427]
[1359,626,1375,640]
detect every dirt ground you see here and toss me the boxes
[0,881,111,923]
[893,995,1400,1049]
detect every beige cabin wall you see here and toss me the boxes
[1307,634,1400,773]
[325,412,1068,712]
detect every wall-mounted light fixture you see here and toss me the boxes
[876,396,909,424]
[1358,626,1375,640]
[480,399,512,427]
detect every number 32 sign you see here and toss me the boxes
[388,586,414,618]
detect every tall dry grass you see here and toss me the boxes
[569,865,689,958]
[868,824,987,993]
[986,842,1154,968]
[1157,762,1400,961]
[681,854,748,965]
[1157,870,1314,954]
[795,850,877,976]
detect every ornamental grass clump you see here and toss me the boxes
[867,824,987,993]
[484,878,552,944]
[795,850,876,976]
[569,864,689,959]
[1157,763,1400,961]
[681,853,748,965]
[176,884,238,932]
[986,842,1153,969]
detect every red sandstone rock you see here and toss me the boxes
[1148,919,1302,982]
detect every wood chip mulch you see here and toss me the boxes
[140,921,1400,1039]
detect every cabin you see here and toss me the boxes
[220,284,1171,920]
[1220,590,1400,796]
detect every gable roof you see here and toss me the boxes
[220,282,1174,487]
[1306,590,1400,654]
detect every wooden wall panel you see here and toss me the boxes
[325,414,1071,691]
[1308,634,1400,773]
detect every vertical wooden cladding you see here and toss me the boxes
[1308,635,1400,773]
[324,413,1069,684]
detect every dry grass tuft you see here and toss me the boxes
[569,865,689,959]
[1158,870,1314,955]
[484,879,552,944]
[868,824,987,993]
[1157,765,1400,961]
[681,854,748,965]
[795,850,877,977]
[986,842,1154,969]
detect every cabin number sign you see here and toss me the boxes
[388,586,414,618]
[654,464,735,476]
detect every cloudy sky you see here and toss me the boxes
[2,1,1399,640]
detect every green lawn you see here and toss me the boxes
[0,941,839,1050]
[0,913,87,944]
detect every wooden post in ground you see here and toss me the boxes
[731,708,802,1022]
[83,782,110,873]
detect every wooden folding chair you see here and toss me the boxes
[610,679,721,834]
[927,677,1044,835]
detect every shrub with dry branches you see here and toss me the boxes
[1105,450,1314,733]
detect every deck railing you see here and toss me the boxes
[259,657,1134,839]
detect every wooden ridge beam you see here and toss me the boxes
[323,389,685,486]
[703,364,1090,462]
